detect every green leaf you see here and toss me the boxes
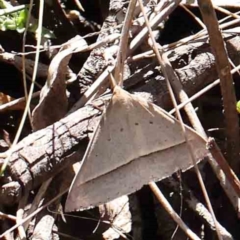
[236,101,240,113]
[0,1,55,39]
[16,9,27,28]
[1,18,16,30]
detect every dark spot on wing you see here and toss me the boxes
[108,138,111,141]
[120,128,124,132]
[149,121,153,124]
[135,122,139,126]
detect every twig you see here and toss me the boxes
[0,188,69,238]
[21,0,34,125]
[129,0,181,54]
[16,193,28,240]
[68,64,115,113]
[0,211,16,221]
[138,1,207,239]
[198,0,240,173]
[114,0,137,85]
[0,0,44,176]
[214,5,240,19]
[207,138,240,197]
[23,178,53,230]
[180,4,205,28]
[149,182,201,240]
[162,26,240,214]
[0,4,27,16]
[168,178,233,239]
[164,17,240,52]
[169,64,240,115]
[0,32,120,169]
[73,0,84,12]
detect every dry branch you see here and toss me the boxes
[198,0,240,174]
[1,33,240,206]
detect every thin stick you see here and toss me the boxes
[214,5,240,19]
[23,178,53,230]
[169,64,240,115]
[198,0,240,173]
[68,64,115,114]
[0,188,69,238]
[129,0,181,54]
[114,0,137,85]
[207,138,240,197]
[0,32,120,172]
[168,178,233,239]
[149,182,201,240]
[138,1,224,239]
[0,211,16,221]
[0,0,44,176]
[165,17,240,51]
[180,4,205,28]
[168,64,240,212]
[16,193,28,239]
[74,0,84,11]
[138,1,208,239]
[0,4,27,16]
[169,4,207,138]
[21,0,33,125]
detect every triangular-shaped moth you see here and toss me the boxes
[65,86,208,212]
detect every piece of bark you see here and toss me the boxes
[11,104,100,189]
[1,33,240,205]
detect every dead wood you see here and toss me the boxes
[198,0,240,174]
[0,103,100,205]
[0,33,240,206]
[77,0,128,91]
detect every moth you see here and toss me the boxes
[65,86,208,212]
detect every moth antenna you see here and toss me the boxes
[109,72,117,90]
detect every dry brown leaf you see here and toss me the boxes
[0,92,14,105]
[99,196,131,240]
[32,36,87,130]
[65,86,208,211]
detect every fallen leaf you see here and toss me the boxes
[65,86,208,211]
[32,36,87,130]
[99,196,131,240]
[0,92,14,105]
